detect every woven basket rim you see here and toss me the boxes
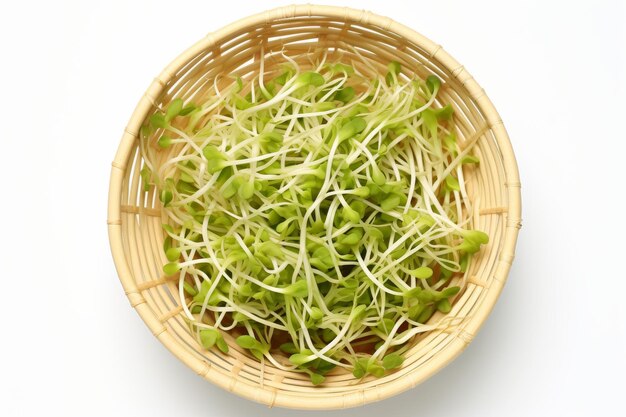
[107,4,521,410]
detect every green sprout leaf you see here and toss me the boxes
[426,75,441,93]
[462,155,480,164]
[382,353,404,370]
[166,98,184,121]
[441,286,461,298]
[409,266,433,279]
[435,105,454,120]
[335,86,355,103]
[284,280,309,298]
[296,71,325,88]
[199,328,219,349]
[216,335,229,353]
[236,335,260,350]
[280,343,299,354]
[179,103,197,116]
[309,372,325,385]
[445,175,460,191]
[140,166,152,192]
[289,352,314,366]
[160,189,173,207]
[436,298,452,313]
[202,145,228,174]
[149,113,166,129]
[183,282,197,296]
[338,117,367,142]
[238,181,255,199]
[367,362,385,378]
[352,358,369,378]
[165,247,180,262]
[163,262,179,276]
[381,195,401,211]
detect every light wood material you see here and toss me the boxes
[107,5,521,409]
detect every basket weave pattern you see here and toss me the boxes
[107,5,521,409]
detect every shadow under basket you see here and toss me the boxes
[107,4,521,410]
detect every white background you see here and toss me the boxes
[1,0,624,416]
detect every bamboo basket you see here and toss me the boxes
[107,4,521,409]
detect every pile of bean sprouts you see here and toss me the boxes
[139,54,487,384]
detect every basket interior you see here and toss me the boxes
[111,8,516,409]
